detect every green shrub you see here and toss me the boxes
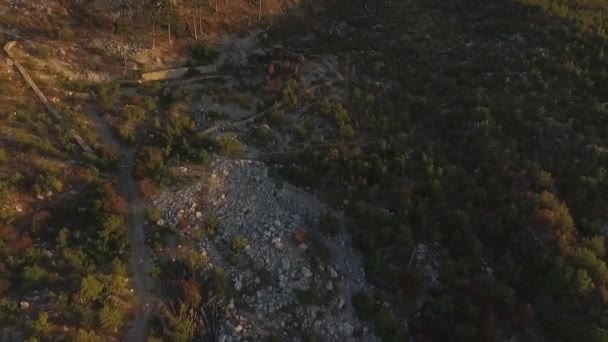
[282,79,302,106]
[96,145,119,170]
[139,82,163,97]
[319,212,339,236]
[114,16,133,35]
[120,105,146,122]
[321,100,354,138]
[206,110,229,122]
[210,266,229,299]
[205,215,220,235]
[189,44,219,63]
[77,275,104,304]
[268,107,287,125]
[95,82,120,107]
[231,235,247,252]
[125,69,142,81]
[218,135,241,157]
[185,250,208,272]
[353,292,376,320]
[28,311,50,336]
[253,125,272,145]
[374,310,401,341]
[296,288,322,306]
[117,124,136,144]
[146,207,162,223]
[301,332,322,342]
[100,302,126,331]
[35,45,51,58]
[0,148,6,164]
[143,96,157,112]
[266,334,282,342]
[36,174,63,193]
[0,299,19,324]
[135,146,170,185]
[73,329,103,342]
[291,123,307,141]
[55,25,75,40]
[22,265,47,286]
[170,87,193,104]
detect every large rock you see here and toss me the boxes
[342,322,354,335]
[280,257,290,272]
[302,267,313,278]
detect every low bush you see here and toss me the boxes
[189,44,219,64]
[231,235,247,252]
[205,215,220,235]
[114,16,133,35]
[218,135,241,157]
[209,266,230,300]
[120,105,146,122]
[54,25,75,40]
[291,123,307,141]
[353,292,376,320]
[319,212,339,236]
[185,250,208,272]
[267,107,287,125]
[146,208,162,223]
[95,82,120,108]
[296,288,322,306]
[283,79,303,106]
[139,179,159,200]
[117,124,136,144]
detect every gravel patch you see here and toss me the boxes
[155,159,378,341]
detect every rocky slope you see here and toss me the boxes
[155,159,378,341]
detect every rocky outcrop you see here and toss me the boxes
[155,160,377,341]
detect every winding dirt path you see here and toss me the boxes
[86,106,159,342]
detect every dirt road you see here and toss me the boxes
[86,106,159,342]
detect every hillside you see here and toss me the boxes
[2,0,608,341]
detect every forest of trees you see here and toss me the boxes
[266,0,608,340]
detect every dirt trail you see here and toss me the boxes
[86,106,159,342]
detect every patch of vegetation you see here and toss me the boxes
[185,250,208,272]
[290,123,307,142]
[282,78,303,107]
[146,207,162,223]
[206,110,229,122]
[296,288,322,307]
[114,16,134,35]
[0,148,7,164]
[189,44,219,64]
[95,82,120,108]
[267,107,287,125]
[231,235,247,252]
[205,215,221,235]
[353,292,376,320]
[218,134,241,157]
[320,100,354,138]
[319,212,339,236]
[209,266,230,300]
[252,125,272,146]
